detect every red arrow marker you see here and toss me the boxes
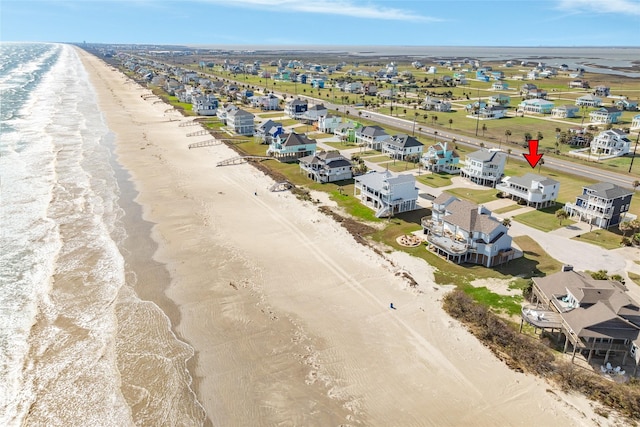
[523,139,543,168]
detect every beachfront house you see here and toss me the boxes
[527,267,640,372]
[285,98,308,119]
[353,170,418,218]
[355,125,390,150]
[216,103,239,124]
[563,182,633,229]
[421,193,515,267]
[381,134,424,161]
[267,131,317,161]
[421,141,460,173]
[255,119,283,144]
[589,107,623,124]
[518,99,555,114]
[496,173,559,209]
[298,151,353,183]
[226,108,255,136]
[576,94,603,107]
[460,148,507,188]
[192,94,218,116]
[590,129,631,157]
[551,105,580,119]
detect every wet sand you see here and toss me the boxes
[78,48,613,426]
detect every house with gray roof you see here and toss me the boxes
[460,148,507,187]
[284,98,308,119]
[576,94,602,107]
[563,182,634,229]
[255,119,283,144]
[301,103,328,123]
[299,151,353,183]
[496,173,559,209]
[528,268,640,373]
[353,170,418,218]
[355,125,390,150]
[267,132,316,161]
[421,192,514,267]
[551,105,580,119]
[381,134,424,160]
[589,107,622,124]
[226,108,255,136]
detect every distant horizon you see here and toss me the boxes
[3,1,640,47]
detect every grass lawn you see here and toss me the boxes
[323,141,359,150]
[385,160,419,173]
[362,155,390,163]
[446,187,500,205]
[256,112,286,118]
[306,132,336,140]
[628,272,640,287]
[514,204,575,232]
[511,235,564,276]
[416,172,454,188]
[572,228,625,250]
[493,203,522,215]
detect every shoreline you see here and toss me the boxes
[78,48,615,425]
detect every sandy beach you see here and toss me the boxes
[77,49,613,426]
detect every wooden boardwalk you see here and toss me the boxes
[188,139,222,149]
[186,129,209,137]
[216,155,271,167]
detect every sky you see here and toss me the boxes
[1,0,640,47]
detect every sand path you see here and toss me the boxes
[79,49,611,426]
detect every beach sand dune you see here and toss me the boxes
[79,49,611,426]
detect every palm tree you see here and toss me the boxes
[482,123,487,137]
[632,180,639,191]
[507,148,512,163]
[502,218,512,228]
[619,221,633,237]
[505,129,511,144]
[555,208,569,226]
[448,118,453,129]
[538,158,545,173]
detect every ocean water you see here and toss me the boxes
[0,43,204,426]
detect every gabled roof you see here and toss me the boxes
[281,132,316,147]
[358,125,388,138]
[354,170,414,189]
[503,173,559,188]
[466,148,505,163]
[563,301,640,340]
[287,98,308,106]
[386,134,424,149]
[307,104,327,112]
[584,182,633,200]
[227,108,254,118]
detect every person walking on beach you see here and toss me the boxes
[390,302,395,309]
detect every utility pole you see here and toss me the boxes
[629,132,640,173]
[474,87,480,136]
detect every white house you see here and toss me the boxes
[496,173,559,209]
[460,148,507,187]
[299,151,353,183]
[551,105,580,118]
[381,134,424,160]
[353,171,418,218]
[590,129,631,157]
[576,94,602,107]
[518,99,555,114]
[421,193,515,267]
[301,104,328,123]
[632,114,640,130]
[267,132,316,161]
[318,115,342,133]
[192,94,218,116]
[284,98,308,119]
[216,103,238,124]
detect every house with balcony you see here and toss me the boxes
[496,173,559,209]
[563,182,634,229]
[590,129,631,157]
[284,98,308,119]
[528,267,640,371]
[267,132,317,161]
[299,151,353,183]
[355,125,390,150]
[593,85,610,97]
[615,99,638,111]
[255,119,283,144]
[251,93,280,111]
[318,114,342,133]
[334,121,361,143]
[569,80,590,89]
[216,103,239,124]
[632,114,640,130]
[226,108,255,135]
[488,94,510,107]
[589,107,623,124]
[421,193,515,267]
[421,141,460,173]
[551,105,580,118]
[518,99,555,114]
[353,170,418,218]
[468,105,507,120]
[525,88,548,99]
[421,96,451,112]
[381,134,424,160]
[460,148,507,187]
[491,81,509,91]
[576,94,602,107]
[192,94,218,116]
[302,103,328,124]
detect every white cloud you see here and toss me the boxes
[201,0,439,22]
[557,0,640,16]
